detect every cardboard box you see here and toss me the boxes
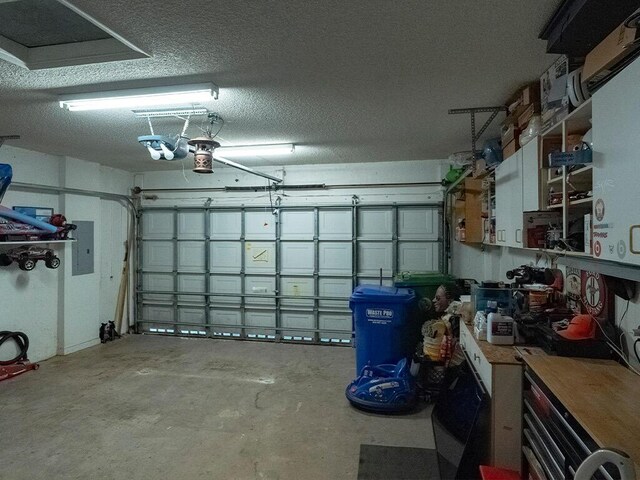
[540,55,575,131]
[541,135,563,168]
[517,103,540,129]
[583,21,640,85]
[501,122,520,146]
[520,82,540,106]
[473,158,487,178]
[502,138,519,159]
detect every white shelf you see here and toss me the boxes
[541,98,592,137]
[569,197,593,206]
[0,239,74,245]
[520,247,591,258]
[547,176,563,185]
[547,203,564,209]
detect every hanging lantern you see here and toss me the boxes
[187,137,220,174]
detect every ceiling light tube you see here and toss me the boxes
[214,143,295,158]
[59,83,218,111]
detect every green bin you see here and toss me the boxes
[393,272,457,305]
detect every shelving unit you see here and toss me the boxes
[540,98,593,254]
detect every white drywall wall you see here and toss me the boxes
[0,146,133,362]
[136,160,446,207]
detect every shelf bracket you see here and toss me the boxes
[448,106,507,159]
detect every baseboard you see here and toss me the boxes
[58,337,101,355]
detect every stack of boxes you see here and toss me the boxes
[501,83,540,158]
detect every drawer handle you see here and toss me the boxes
[474,353,480,362]
[630,225,640,254]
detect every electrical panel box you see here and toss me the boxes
[72,220,94,276]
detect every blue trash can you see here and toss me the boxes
[350,285,417,374]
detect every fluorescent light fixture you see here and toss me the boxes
[59,83,218,111]
[214,143,295,158]
[132,107,209,118]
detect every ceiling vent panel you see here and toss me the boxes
[0,0,148,69]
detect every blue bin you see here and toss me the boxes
[350,285,417,373]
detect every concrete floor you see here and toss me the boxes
[0,335,434,480]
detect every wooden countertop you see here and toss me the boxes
[461,321,520,365]
[522,354,640,471]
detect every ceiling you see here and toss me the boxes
[0,0,562,172]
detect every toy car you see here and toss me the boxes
[0,245,60,271]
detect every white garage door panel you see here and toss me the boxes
[245,242,276,273]
[143,305,174,322]
[281,242,314,274]
[210,211,241,239]
[358,278,394,287]
[211,309,242,336]
[358,242,393,275]
[245,276,275,305]
[245,212,276,239]
[178,308,206,324]
[210,276,242,306]
[177,274,205,303]
[319,209,352,240]
[143,242,174,271]
[319,278,352,309]
[178,212,204,239]
[398,242,438,272]
[358,209,392,239]
[142,273,173,301]
[319,242,352,275]
[178,241,205,272]
[246,311,276,337]
[281,312,314,339]
[281,277,314,306]
[280,211,314,239]
[210,242,242,273]
[319,314,351,341]
[142,211,174,239]
[398,208,438,240]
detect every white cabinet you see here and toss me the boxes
[494,141,540,248]
[592,56,640,265]
[521,140,540,212]
[459,322,523,472]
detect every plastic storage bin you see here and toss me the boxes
[471,284,513,315]
[350,285,417,373]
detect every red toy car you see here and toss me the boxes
[0,245,60,271]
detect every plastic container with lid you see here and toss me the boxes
[487,309,515,345]
[349,285,417,373]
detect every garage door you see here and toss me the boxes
[136,203,442,345]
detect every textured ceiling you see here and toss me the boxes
[0,0,562,172]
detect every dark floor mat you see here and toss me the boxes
[357,444,441,480]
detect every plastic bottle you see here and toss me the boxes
[487,308,514,345]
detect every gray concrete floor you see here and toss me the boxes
[0,335,434,480]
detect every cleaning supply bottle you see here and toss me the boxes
[487,308,514,345]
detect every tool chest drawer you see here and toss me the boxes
[523,368,618,480]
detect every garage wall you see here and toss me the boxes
[0,145,133,362]
[135,160,446,206]
[451,241,640,369]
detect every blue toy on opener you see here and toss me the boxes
[345,358,417,413]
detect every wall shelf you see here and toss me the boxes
[547,176,562,185]
[569,197,592,206]
[0,240,74,246]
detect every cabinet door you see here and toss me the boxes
[592,56,640,265]
[521,139,540,212]
[508,150,524,247]
[494,160,510,245]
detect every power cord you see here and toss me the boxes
[618,299,630,351]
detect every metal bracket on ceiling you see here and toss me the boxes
[0,135,20,149]
[448,106,507,159]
